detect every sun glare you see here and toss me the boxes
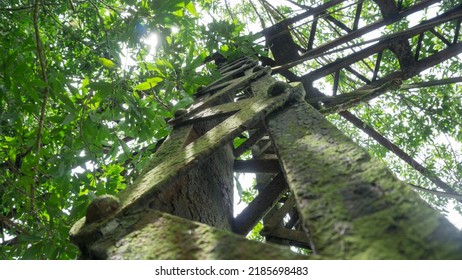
[142,32,159,60]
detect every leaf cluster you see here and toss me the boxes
[0,0,251,259]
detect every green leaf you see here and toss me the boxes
[234,173,243,198]
[87,81,113,91]
[233,136,247,149]
[119,138,131,158]
[185,1,199,17]
[63,112,76,125]
[21,235,43,242]
[187,52,207,71]
[97,57,117,69]
[138,62,158,71]
[57,92,75,111]
[172,95,194,111]
[134,77,163,91]
[30,79,48,88]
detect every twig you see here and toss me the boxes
[0,5,33,11]
[249,0,266,29]
[0,214,26,235]
[409,183,462,200]
[97,0,122,17]
[223,0,235,22]
[0,1,87,12]
[148,88,172,112]
[0,236,19,246]
[33,0,50,211]
[89,0,110,47]
[258,0,275,25]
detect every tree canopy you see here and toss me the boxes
[1,0,461,259]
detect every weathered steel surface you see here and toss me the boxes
[75,210,310,260]
[266,98,462,259]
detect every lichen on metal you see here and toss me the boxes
[82,210,311,260]
[266,97,462,259]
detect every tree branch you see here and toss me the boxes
[223,0,235,22]
[409,183,462,200]
[249,0,266,29]
[0,237,19,247]
[0,1,86,12]
[0,5,34,11]
[33,0,50,211]
[0,214,25,235]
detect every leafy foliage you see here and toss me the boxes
[0,0,253,259]
[1,0,461,259]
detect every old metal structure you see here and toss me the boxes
[70,0,462,259]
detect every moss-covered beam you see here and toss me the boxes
[266,99,462,259]
[73,210,312,260]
